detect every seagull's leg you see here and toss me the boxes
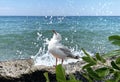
[56,58,58,66]
[53,58,58,67]
[61,59,64,65]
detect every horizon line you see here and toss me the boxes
[0,15,120,17]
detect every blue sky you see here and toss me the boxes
[0,0,120,16]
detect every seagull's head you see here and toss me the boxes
[52,30,62,41]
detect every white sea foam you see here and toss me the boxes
[31,32,94,66]
[31,49,93,66]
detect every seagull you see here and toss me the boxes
[48,30,79,67]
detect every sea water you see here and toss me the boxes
[0,16,119,66]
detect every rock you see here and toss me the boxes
[0,55,118,82]
[0,58,56,82]
[0,58,34,78]
[0,58,88,82]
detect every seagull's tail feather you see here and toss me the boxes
[67,55,80,59]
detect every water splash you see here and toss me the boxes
[31,32,93,66]
[32,48,93,66]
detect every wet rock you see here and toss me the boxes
[0,58,55,82]
[0,56,118,82]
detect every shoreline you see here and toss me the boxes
[0,55,118,82]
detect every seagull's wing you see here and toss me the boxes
[58,46,75,58]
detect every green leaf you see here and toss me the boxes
[111,61,120,70]
[114,71,120,82]
[104,50,120,57]
[82,56,90,62]
[67,74,80,82]
[56,64,66,82]
[109,35,120,46]
[95,53,101,60]
[109,35,120,41]
[111,41,120,46]
[82,63,96,69]
[83,74,93,82]
[44,72,50,82]
[66,80,81,82]
[105,79,115,82]
[69,74,76,80]
[86,67,101,80]
[116,57,120,65]
[109,68,114,73]
[81,49,97,64]
[82,56,95,63]
[81,48,90,57]
[95,53,106,63]
[95,67,109,78]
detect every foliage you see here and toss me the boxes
[106,35,120,57]
[44,72,50,82]
[81,49,120,82]
[44,51,120,82]
[44,64,80,82]
[55,64,66,82]
[44,35,120,82]
[104,49,120,58]
[109,35,120,46]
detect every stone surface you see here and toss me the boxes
[0,56,118,82]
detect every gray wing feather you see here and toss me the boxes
[59,47,75,58]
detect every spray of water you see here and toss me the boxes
[31,31,93,66]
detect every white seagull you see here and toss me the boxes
[48,30,79,66]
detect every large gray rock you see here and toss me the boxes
[0,56,118,82]
[0,58,88,82]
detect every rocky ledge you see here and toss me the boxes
[0,56,118,82]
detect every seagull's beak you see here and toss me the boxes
[52,30,57,35]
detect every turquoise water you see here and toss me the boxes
[0,16,119,65]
